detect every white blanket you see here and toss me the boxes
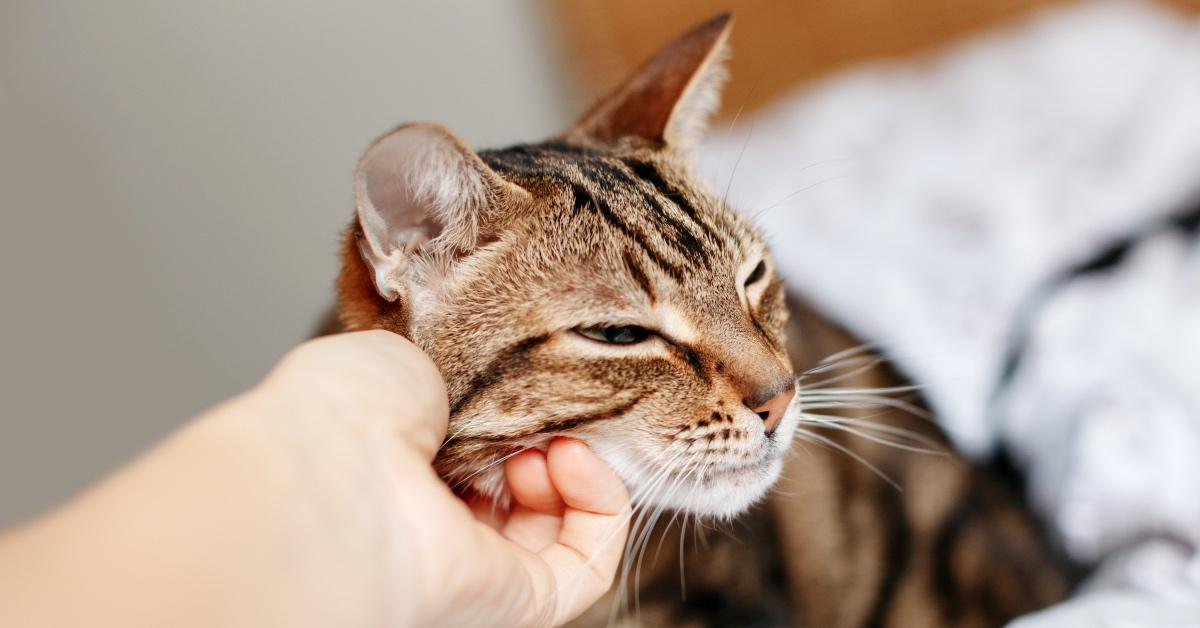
[698,1,1200,624]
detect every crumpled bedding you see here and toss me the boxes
[698,1,1200,624]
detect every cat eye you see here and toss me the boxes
[744,260,767,287]
[575,324,653,345]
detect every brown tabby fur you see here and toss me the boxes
[331,13,1071,627]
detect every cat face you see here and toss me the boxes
[337,14,798,518]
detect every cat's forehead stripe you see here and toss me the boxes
[481,142,741,290]
[622,249,657,304]
[575,160,711,263]
[570,182,688,284]
[619,157,728,246]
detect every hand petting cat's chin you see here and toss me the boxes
[459,401,800,521]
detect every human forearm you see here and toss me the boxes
[0,390,406,628]
[0,331,627,628]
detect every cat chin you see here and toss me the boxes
[587,439,795,521]
[653,455,786,520]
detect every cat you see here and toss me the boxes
[331,13,1072,627]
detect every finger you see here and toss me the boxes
[537,438,631,624]
[506,449,565,515]
[503,449,565,551]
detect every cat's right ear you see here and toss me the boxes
[568,13,732,153]
[353,123,527,301]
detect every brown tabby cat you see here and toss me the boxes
[332,14,1072,627]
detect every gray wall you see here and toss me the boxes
[0,0,572,526]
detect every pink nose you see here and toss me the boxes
[750,385,795,435]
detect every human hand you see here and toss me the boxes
[0,331,631,628]
[227,330,634,627]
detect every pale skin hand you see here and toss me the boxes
[0,330,631,628]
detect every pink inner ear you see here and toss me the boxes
[353,123,510,300]
[570,13,731,149]
[360,128,444,253]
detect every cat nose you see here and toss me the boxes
[746,381,795,435]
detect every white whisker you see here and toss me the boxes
[610,447,690,624]
[794,428,902,491]
[799,414,944,455]
[807,416,941,449]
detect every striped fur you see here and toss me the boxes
[333,13,1072,626]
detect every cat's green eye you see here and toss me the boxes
[745,260,767,287]
[575,325,652,345]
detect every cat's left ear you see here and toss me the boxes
[353,123,527,301]
[568,13,731,152]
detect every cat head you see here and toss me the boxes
[336,14,798,518]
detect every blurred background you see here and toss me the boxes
[1,0,1198,538]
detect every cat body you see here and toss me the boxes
[333,14,1071,626]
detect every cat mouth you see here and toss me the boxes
[626,408,800,517]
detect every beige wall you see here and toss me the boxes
[0,0,571,526]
